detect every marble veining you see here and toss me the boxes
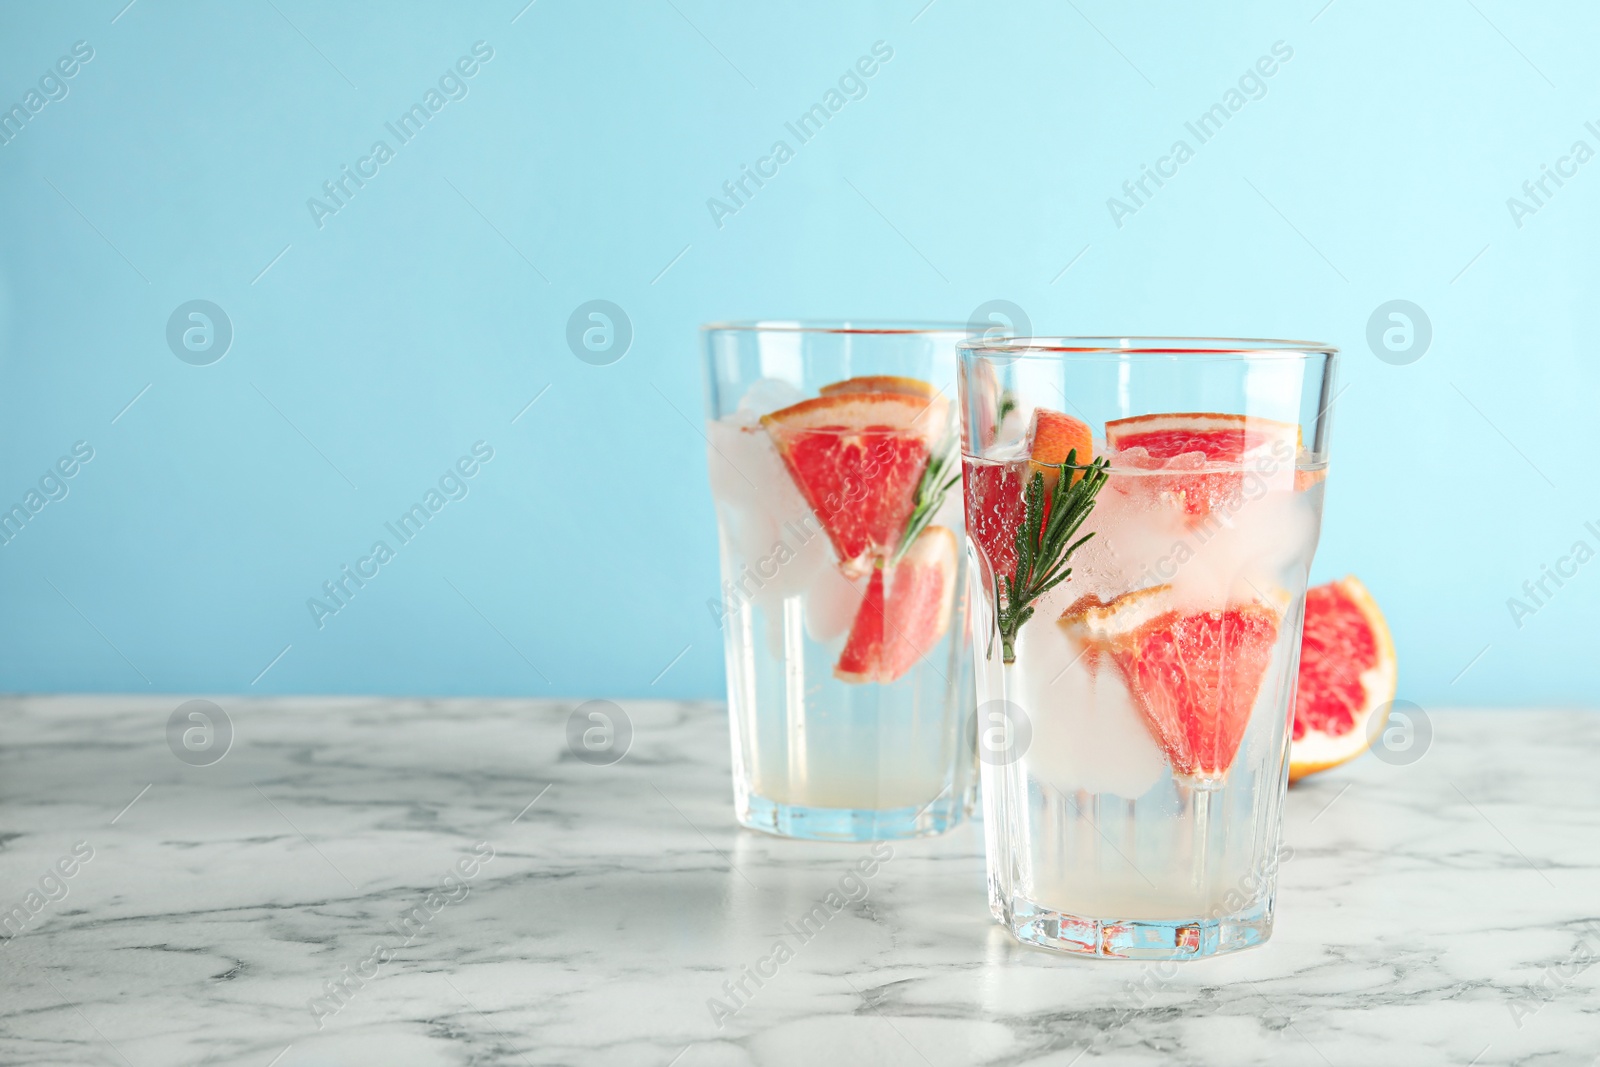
[0,696,1597,1066]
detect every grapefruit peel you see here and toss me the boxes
[1289,576,1397,782]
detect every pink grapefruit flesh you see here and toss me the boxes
[835,525,957,684]
[965,407,1095,589]
[963,457,1024,589]
[1290,576,1397,782]
[1104,411,1301,460]
[761,388,947,567]
[1104,411,1301,519]
[1060,585,1282,781]
[835,568,887,683]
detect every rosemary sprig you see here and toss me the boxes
[990,449,1110,664]
[893,434,959,563]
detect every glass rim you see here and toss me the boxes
[701,319,974,336]
[957,336,1338,359]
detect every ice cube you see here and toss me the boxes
[1168,483,1318,612]
[1110,444,1157,468]
[1162,450,1208,470]
[1013,622,1165,800]
[707,418,812,546]
[1037,472,1186,613]
[706,416,835,631]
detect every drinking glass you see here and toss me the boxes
[957,337,1337,958]
[702,322,978,840]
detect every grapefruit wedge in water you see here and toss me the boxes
[835,525,958,683]
[964,407,1093,587]
[1059,585,1283,782]
[819,375,941,400]
[1290,576,1397,781]
[963,460,1024,587]
[1104,411,1301,460]
[1104,411,1301,519]
[761,386,948,569]
[1026,408,1095,492]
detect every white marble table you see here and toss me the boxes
[0,697,1595,1066]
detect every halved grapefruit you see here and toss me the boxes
[1105,411,1301,520]
[761,386,948,568]
[1059,585,1283,782]
[835,525,957,683]
[1290,576,1397,782]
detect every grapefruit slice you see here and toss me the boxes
[1104,411,1300,460]
[1290,576,1397,782]
[1104,411,1301,519]
[964,407,1094,588]
[1059,585,1283,781]
[835,525,957,683]
[1026,408,1095,492]
[963,457,1024,588]
[835,567,887,683]
[819,375,940,401]
[761,389,948,567]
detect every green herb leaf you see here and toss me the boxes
[893,433,959,563]
[992,449,1110,664]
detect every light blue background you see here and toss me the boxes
[0,0,1593,706]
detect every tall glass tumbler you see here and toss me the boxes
[957,338,1337,958]
[702,322,979,841]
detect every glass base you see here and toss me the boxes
[1005,896,1274,960]
[737,789,969,841]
